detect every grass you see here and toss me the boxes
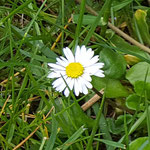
[0,0,150,149]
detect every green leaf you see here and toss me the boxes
[11,25,57,59]
[129,137,150,150]
[20,50,56,63]
[126,62,150,85]
[107,114,132,134]
[126,94,142,110]
[53,98,93,135]
[129,110,147,135]
[82,0,112,45]
[73,14,105,26]
[94,138,126,149]
[73,0,86,53]
[115,114,132,127]
[100,48,126,79]
[0,0,33,26]
[134,81,150,99]
[45,114,58,150]
[99,114,114,150]
[112,0,133,11]
[58,125,87,150]
[135,9,150,46]
[109,34,150,61]
[92,76,129,98]
[30,60,44,77]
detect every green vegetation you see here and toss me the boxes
[0,0,150,149]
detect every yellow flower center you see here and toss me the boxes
[66,62,84,78]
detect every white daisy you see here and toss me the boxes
[48,45,105,97]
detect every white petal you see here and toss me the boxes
[85,66,100,75]
[56,57,68,67]
[47,71,66,78]
[75,46,81,62]
[79,77,88,95]
[80,45,87,56]
[66,78,74,90]
[82,73,92,81]
[47,72,60,78]
[76,78,83,93]
[86,48,94,59]
[80,77,92,89]
[63,47,75,62]
[78,56,89,66]
[52,77,64,88]
[74,79,80,96]
[86,55,99,66]
[94,70,105,77]
[48,63,65,70]
[64,88,70,97]
[55,82,66,92]
[94,62,104,68]
[79,47,94,64]
[83,79,92,89]
[60,56,69,64]
[82,85,88,95]
[84,62,104,75]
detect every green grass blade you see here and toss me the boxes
[58,125,87,150]
[100,0,113,37]
[45,114,58,150]
[73,0,86,53]
[124,112,129,150]
[15,0,48,58]
[86,91,105,150]
[82,0,112,45]
[0,0,33,26]
[94,138,126,149]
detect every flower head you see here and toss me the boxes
[48,45,105,97]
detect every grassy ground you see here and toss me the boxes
[1,0,150,149]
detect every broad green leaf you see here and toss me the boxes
[135,9,150,46]
[92,76,129,98]
[53,98,93,135]
[107,114,132,134]
[115,114,132,126]
[129,137,150,150]
[126,94,142,110]
[71,102,94,128]
[134,81,150,99]
[100,48,126,79]
[126,62,150,85]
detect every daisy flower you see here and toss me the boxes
[48,45,105,97]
